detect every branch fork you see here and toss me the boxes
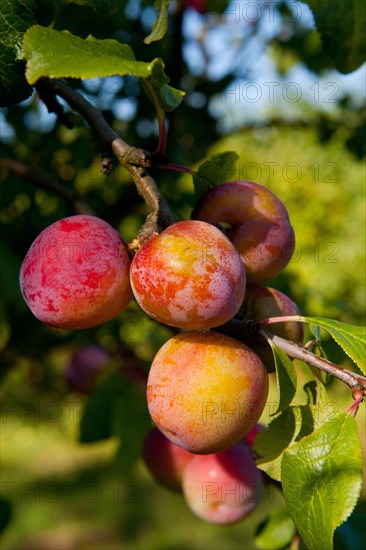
[35,78,176,247]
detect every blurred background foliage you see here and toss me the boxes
[0,0,365,548]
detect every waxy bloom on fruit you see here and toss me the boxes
[19,215,132,329]
[130,220,246,330]
[193,180,295,283]
[182,444,263,524]
[147,331,269,454]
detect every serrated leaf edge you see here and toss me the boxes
[281,413,363,550]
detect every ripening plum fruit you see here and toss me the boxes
[182,443,263,524]
[240,285,304,372]
[143,427,195,491]
[193,180,295,283]
[65,345,109,394]
[130,220,246,330]
[242,285,303,341]
[147,331,269,454]
[19,215,132,329]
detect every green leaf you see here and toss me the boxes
[144,0,172,44]
[0,0,36,106]
[0,0,36,55]
[66,0,123,14]
[255,510,296,550]
[311,341,333,384]
[79,370,150,472]
[302,380,336,431]
[303,0,366,73]
[268,343,297,415]
[23,26,185,111]
[254,382,333,483]
[156,82,185,112]
[112,385,151,472]
[309,324,321,341]
[303,379,321,406]
[79,370,117,443]
[301,316,366,374]
[281,413,363,550]
[254,406,302,481]
[139,55,185,111]
[192,151,239,201]
[210,0,230,14]
[0,50,31,107]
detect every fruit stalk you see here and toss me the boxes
[39,77,176,244]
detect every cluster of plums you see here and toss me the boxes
[143,425,265,525]
[20,180,303,523]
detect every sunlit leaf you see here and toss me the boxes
[254,406,301,481]
[144,0,172,44]
[192,151,239,201]
[255,509,296,550]
[0,0,36,106]
[23,26,184,111]
[268,343,297,415]
[301,316,366,374]
[282,413,363,550]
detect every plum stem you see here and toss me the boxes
[259,315,305,327]
[160,162,196,175]
[36,78,176,245]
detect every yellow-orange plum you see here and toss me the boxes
[147,331,269,454]
[19,215,132,329]
[130,220,246,330]
[193,181,295,283]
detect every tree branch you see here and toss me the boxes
[36,78,176,246]
[114,156,176,250]
[260,329,366,394]
[37,78,120,147]
[217,318,366,398]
